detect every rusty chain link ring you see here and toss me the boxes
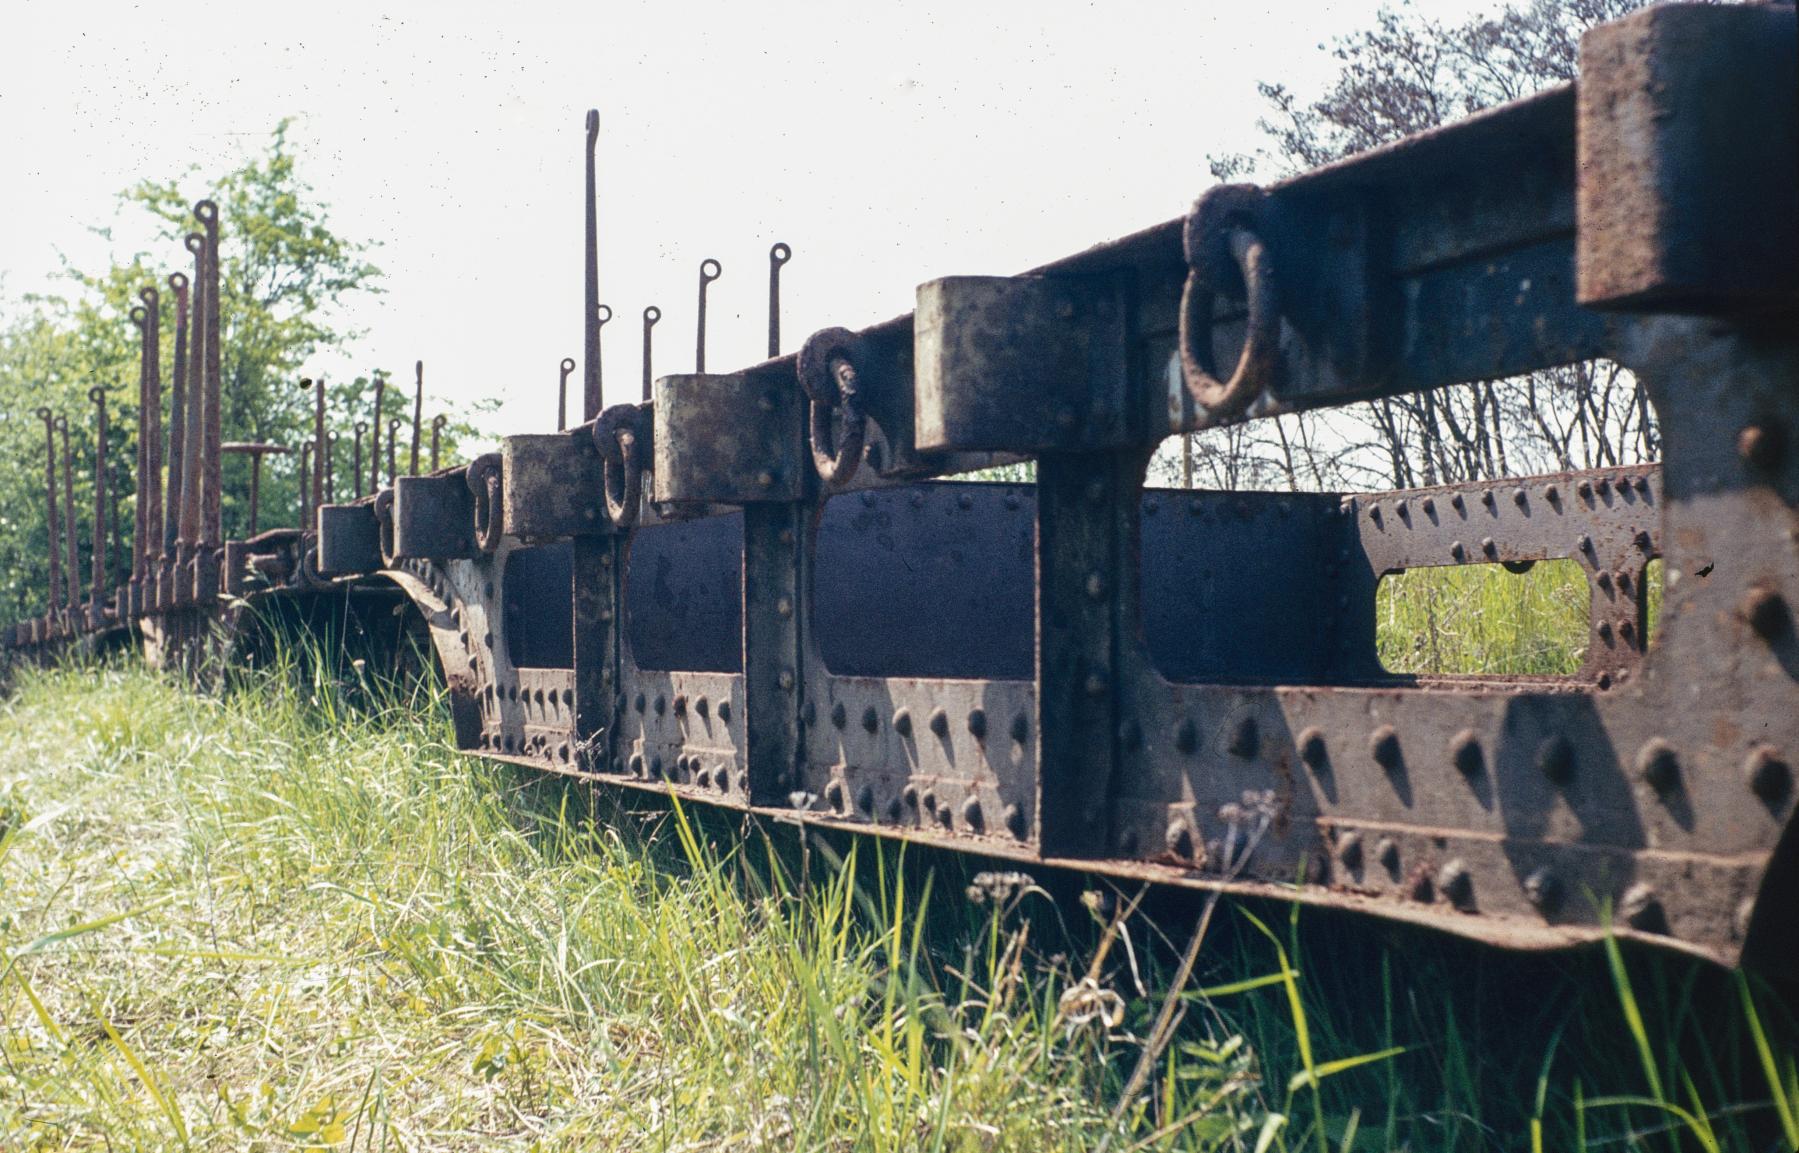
[797,327,867,489]
[466,453,504,553]
[1178,184,1283,424]
[593,402,650,528]
[373,489,397,567]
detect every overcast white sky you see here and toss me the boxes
[2,0,1493,442]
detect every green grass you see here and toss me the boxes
[1377,560,1664,678]
[0,657,1793,1150]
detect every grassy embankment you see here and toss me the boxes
[0,598,1792,1150]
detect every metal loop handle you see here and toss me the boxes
[797,327,867,489]
[593,403,650,528]
[373,489,397,567]
[466,452,504,552]
[1178,186,1282,424]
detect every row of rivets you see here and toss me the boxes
[812,703,1028,745]
[1368,475,1653,529]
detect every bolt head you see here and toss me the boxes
[1738,422,1783,472]
[1745,745,1792,805]
[1009,713,1029,744]
[1369,725,1401,771]
[1436,860,1473,909]
[1174,718,1198,755]
[1736,898,1757,940]
[1524,868,1563,914]
[1376,837,1400,873]
[1450,729,1483,778]
[1297,726,1328,770]
[961,796,983,830]
[1165,821,1195,859]
[1536,735,1575,784]
[928,707,950,737]
[1741,586,1789,640]
[1620,883,1666,933]
[1228,716,1259,759]
[893,708,913,737]
[967,708,988,739]
[1003,803,1028,840]
[1636,738,1681,794]
[1335,831,1363,869]
[861,706,880,733]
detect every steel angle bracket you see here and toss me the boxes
[393,474,480,560]
[316,502,382,577]
[1576,2,1798,314]
[652,373,804,507]
[501,431,610,541]
[915,274,1135,454]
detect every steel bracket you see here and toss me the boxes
[393,474,480,559]
[501,431,610,540]
[316,503,382,576]
[1576,2,1798,313]
[652,373,804,507]
[915,275,1133,453]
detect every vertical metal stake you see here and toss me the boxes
[641,306,661,402]
[696,259,722,372]
[767,243,791,359]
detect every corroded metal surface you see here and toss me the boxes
[6,1,1794,977]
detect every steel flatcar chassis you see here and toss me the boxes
[8,3,1798,974]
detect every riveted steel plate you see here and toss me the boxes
[501,431,609,540]
[316,503,383,576]
[653,373,804,506]
[394,474,479,559]
[915,276,1131,453]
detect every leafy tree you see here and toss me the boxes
[1,123,481,621]
[1168,0,1655,493]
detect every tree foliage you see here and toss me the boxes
[1169,0,1655,493]
[1,123,481,619]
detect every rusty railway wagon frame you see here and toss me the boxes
[8,3,1797,975]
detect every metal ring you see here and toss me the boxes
[299,544,331,590]
[1178,225,1281,423]
[593,403,648,528]
[466,453,504,552]
[373,489,397,567]
[797,328,867,489]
